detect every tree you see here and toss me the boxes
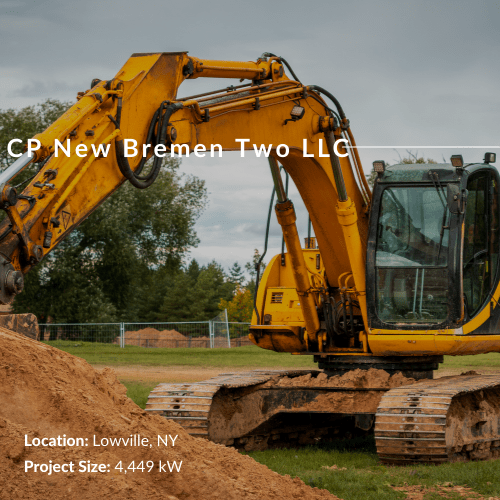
[156,270,197,322]
[228,262,245,286]
[367,168,378,189]
[24,242,118,323]
[0,100,72,226]
[191,262,234,319]
[245,249,266,297]
[186,259,201,281]
[395,150,437,165]
[219,286,253,322]
[6,100,208,323]
[159,260,235,322]
[0,99,71,170]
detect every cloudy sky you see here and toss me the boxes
[2,0,500,275]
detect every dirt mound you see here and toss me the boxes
[276,368,416,389]
[191,335,210,348]
[231,336,253,347]
[0,327,336,499]
[123,328,187,348]
[120,330,251,349]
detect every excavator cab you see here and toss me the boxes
[367,158,500,334]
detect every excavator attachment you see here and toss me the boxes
[0,313,38,340]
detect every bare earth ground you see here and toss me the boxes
[93,364,500,384]
[92,364,255,383]
[392,484,494,499]
[436,366,500,377]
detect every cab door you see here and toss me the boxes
[462,171,499,321]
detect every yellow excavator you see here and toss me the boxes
[3,52,500,464]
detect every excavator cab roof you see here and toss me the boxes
[376,163,459,184]
[377,161,499,185]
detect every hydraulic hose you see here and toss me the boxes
[261,53,301,83]
[281,168,289,260]
[308,86,372,203]
[253,187,276,325]
[307,85,346,120]
[112,99,183,189]
[262,53,348,122]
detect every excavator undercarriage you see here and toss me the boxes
[146,369,383,451]
[147,368,500,464]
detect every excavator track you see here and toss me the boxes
[375,374,500,464]
[146,369,384,450]
[145,371,300,440]
[148,370,500,462]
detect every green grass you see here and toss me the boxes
[247,438,500,500]
[45,340,500,371]
[122,381,157,409]
[441,352,500,369]
[43,341,317,368]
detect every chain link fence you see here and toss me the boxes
[39,323,121,344]
[39,312,252,348]
[121,320,213,348]
[228,322,252,347]
[210,309,229,348]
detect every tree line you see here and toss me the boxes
[0,100,256,324]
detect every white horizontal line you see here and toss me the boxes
[346,146,500,149]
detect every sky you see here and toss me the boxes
[2,0,500,276]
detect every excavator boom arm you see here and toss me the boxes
[0,52,370,344]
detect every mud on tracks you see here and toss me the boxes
[272,369,418,421]
[275,368,416,389]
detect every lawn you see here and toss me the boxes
[247,438,500,500]
[49,341,500,500]
[44,341,318,368]
[44,340,500,370]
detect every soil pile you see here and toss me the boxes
[123,328,187,348]
[120,330,251,349]
[189,336,210,348]
[231,336,253,347]
[276,368,416,389]
[0,327,337,499]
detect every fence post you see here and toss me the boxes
[120,323,125,348]
[224,309,230,348]
[209,320,213,348]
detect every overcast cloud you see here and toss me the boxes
[2,0,499,274]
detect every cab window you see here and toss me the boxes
[463,173,499,317]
